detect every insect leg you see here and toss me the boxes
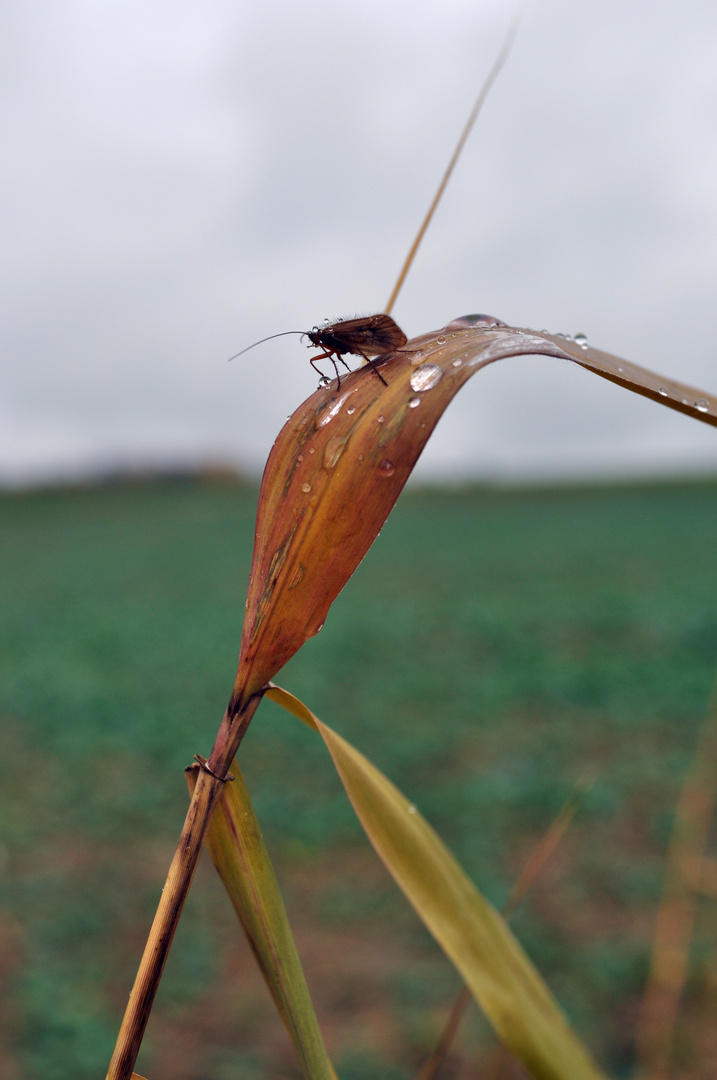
[364,355,389,387]
[310,351,342,388]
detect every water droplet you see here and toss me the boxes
[301,482,311,493]
[410,350,426,365]
[407,804,417,815]
[378,459,396,476]
[410,364,443,392]
[452,358,463,367]
[357,453,364,461]
[288,564,305,589]
[681,398,690,405]
[346,405,356,415]
[323,434,348,469]
[297,454,303,461]
[695,398,710,413]
[377,415,385,424]
[659,387,669,397]
[308,447,315,454]
[315,622,324,633]
[318,393,351,428]
[617,367,624,373]
[318,375,331,388]
[574,332,589,350]
[408,396,421,409]
[445,313,507,330]
[436,336,447,345]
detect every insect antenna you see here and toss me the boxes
[227,330,305,362]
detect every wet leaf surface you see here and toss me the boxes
[233,316,716,701]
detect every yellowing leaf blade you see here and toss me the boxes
[266,685,606,1080]
[186,764,335,1080]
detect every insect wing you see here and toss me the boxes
[363,314,408,353]
[325,315,407,358]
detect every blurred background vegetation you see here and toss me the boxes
[1,474,717,1080]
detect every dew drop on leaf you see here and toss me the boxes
[410,364,444,392]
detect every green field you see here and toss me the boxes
[2,476,717,1079]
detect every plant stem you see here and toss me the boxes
[105,693,263,1080]
[384,15,518,317]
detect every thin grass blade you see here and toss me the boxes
[266,684,607,1080]
[186,764,335,1080]
[418,772,596,1080]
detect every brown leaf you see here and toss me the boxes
[231,316,716,704]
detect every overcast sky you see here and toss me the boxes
[2,0,717,485]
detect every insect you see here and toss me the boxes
[230,313,407,387]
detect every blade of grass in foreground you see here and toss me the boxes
[266,684,607,1080]
[186,764,335,1080]
[417,772,596,1080]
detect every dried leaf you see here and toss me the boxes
[233,317,716,701]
